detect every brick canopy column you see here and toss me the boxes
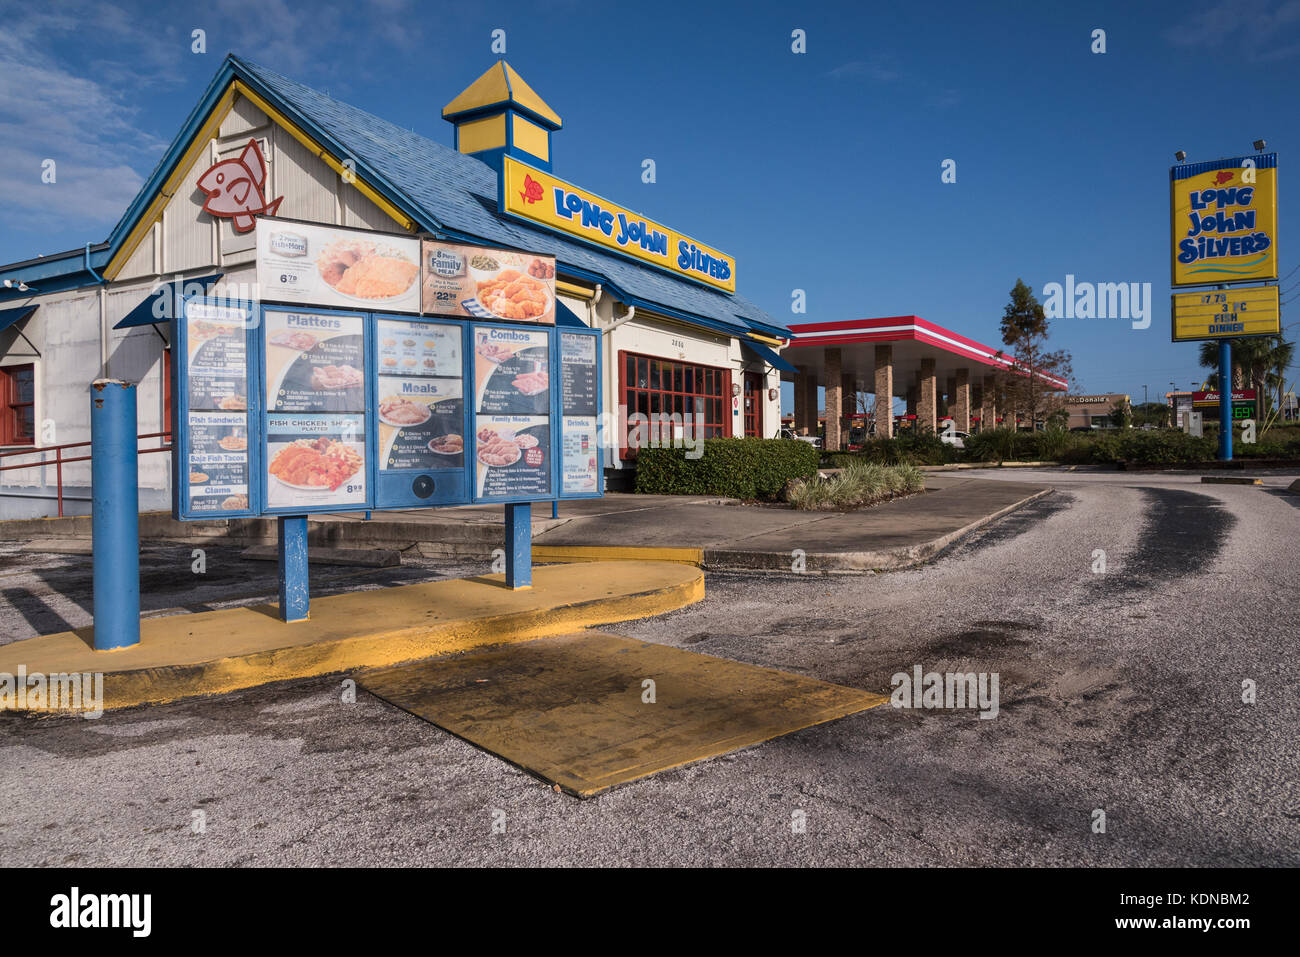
[954,368,971,432]
[804,373,819,437]
[982,375,998,431]
[794,368,810,434]
[918,358,937,434]
[873,344,894,439]
[825,348,843,451]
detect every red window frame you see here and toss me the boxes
[743,371,764,437]
[163,347,173,439]
[619,350,731,458]
[0,363,36,446]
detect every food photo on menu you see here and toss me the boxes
[185,411,251,512]
[420,240,556,324]
[474,415,550,498]
[472,326,550,416]
[266,311,366,413]
[265,413,367,509]
[185,312,248,412]
[257,220,421,313]
[376,377,465,470]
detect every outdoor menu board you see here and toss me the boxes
[422,239,556,324]
[559,331,597,415]
[176,228,602,521]
[561,415,599,495]
[263,307,369,512]
[266,311,364,412]
[265,413,367,509]
[559,330,600,495]
[376,317,464,471]
[257,219,421,314]
[182,301,251,513]
[473,325,552,498]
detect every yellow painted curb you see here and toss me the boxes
[532,544,703,566]
[0,562,704,713]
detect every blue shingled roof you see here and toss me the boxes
[230,56,789,340]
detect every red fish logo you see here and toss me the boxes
[1213,170,1235,185]
[197,138,283,233]
[520,173,544,205]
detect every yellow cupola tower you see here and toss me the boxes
[442,61,562,172]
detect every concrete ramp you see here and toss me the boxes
[361,631,887,797]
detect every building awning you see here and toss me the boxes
[555,299,588,328]
[0,304,37,334]
[742,338,797,374]
[113,274,223,329]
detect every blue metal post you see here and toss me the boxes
[1218,340,1233,461]
[551,500,558,519]
[278,515,310,621]
[505,503,532,589]
[91,379,140,650]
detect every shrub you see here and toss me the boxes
[826,433,957,467]
[790,461,925,510]
[964,428,1023,462]
[1110,429,1215,464]
[634,438,820,499]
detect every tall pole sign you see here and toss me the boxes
[1169,152,1280,460]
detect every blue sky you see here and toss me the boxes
[1,0,1297,404]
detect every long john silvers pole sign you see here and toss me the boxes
[1168,151,1280,459]
[171,217,602,604]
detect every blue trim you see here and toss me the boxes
[742,339,797,374]
[555,299,587,327]
[114,273,223,329]
[1172,152,1277,180]
[0,305,37,333]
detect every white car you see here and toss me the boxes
[937,424,970,449]
[778,427,822,449]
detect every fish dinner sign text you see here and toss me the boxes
[500,156,736,294]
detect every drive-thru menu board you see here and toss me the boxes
[559,331,599,494]
[473,326,552,499]
[257,219,421,314]
[180,301,252,514]
[376,318,464,471]
[421,239,556,324]
[173,223,602,521]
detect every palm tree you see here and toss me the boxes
[1198,335,1294,419]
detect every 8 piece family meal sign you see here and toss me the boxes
[171,218,601,522]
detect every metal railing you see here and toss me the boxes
[0,431,172,517]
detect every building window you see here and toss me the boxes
[743,371,764,437]
[0,364,36,446]
[620,350,730,455]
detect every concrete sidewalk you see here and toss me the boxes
[0,561,704,712]
[0,475,1052,573]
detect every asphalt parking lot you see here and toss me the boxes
[1,470,1297,866]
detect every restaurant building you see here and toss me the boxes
[1061,394,1131,430]
[0,55,792,516]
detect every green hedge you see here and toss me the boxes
[634,438,821,498]
[826,433,958,467]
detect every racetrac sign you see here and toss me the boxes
[1170,153,1277,286]
[500,155,736,294]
